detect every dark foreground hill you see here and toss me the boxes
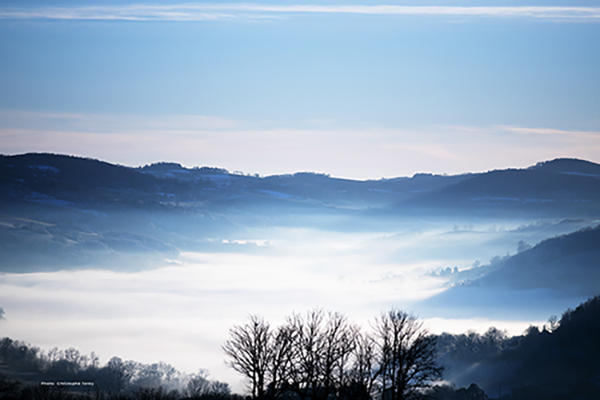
[435,294,600,400]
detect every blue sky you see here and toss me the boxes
[1,1,599,178]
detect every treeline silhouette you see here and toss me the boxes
[0,338,240,400]
[222,308,443,400]
[435,294,600,400]
[2,296,600,399]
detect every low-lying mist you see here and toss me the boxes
[0,217,593,391]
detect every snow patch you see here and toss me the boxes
[561,171,600,178]
[258,189,297,199]
[472,196,520,202]
[29,165,60,173]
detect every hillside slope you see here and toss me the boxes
[420,225,600,319]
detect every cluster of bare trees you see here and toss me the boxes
[223,309,442,400]
[0,338,235,399]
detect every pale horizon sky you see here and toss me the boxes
[1,111,599,179]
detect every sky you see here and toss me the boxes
[1,0,599,178]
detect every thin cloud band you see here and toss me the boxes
[1,4,600,21]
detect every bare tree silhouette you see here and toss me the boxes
[222,315,271,399]
[372,309,443,400]
[223,308,442,400]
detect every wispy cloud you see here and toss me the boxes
[500,125,600,137]
[0,110,237,132]
[1,4,600,22]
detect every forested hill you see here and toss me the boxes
[477,224,600,292]
[435,294,600,399]
[399,157,600,215]
[2,153,600,213]
[420,225,600,318]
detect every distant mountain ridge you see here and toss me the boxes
[402,158,600,215]
[530,157,600,176]
[2,153,599,212]
[1,152,599,274]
